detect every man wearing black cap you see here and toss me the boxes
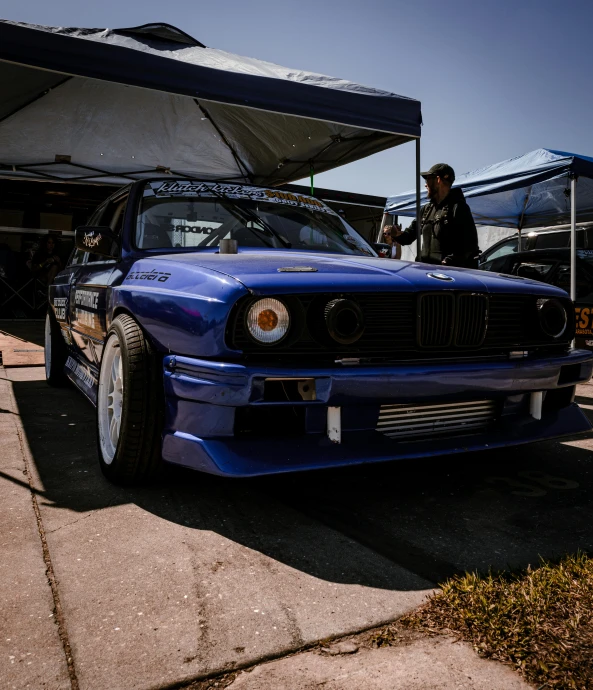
[393,163,479,268]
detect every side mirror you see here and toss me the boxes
[75,226,120,259]
[371,242,391,258]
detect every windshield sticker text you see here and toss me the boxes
[148,181,332,213]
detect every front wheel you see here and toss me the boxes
[97,314,163,484]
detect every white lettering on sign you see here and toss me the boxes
[53,297,67,320]
[65,356,97,389]
[75,309,96,328]
[75,290,99,310]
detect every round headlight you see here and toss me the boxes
[246,298,290,344]
[536,298,568,339]
[324,298,365,344]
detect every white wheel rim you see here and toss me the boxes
[44,314,52,380]
[98,335,124,464]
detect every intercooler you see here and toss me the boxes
[376,399,498,439]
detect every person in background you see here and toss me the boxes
[30,235,62,285]
[382,224,402,259]
[393,163,479,268]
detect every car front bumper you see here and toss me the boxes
[161,349,593,477]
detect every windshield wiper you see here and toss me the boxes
[207,187,291,249]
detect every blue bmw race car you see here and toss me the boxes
[45,179,593,484]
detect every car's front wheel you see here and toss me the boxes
[97,314,163,484]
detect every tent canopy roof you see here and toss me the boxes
[386,148,593,229]
[0,20,421,186]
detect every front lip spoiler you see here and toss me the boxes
[161,403,593,477]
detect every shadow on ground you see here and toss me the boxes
[8,369,593,589]
[0,320,45,347]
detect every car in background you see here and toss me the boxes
[479,222,593,270]
[482,247,593,350]
[44,179,593,485]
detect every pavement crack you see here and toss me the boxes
[46,512,96,534]
[9,385,80,690]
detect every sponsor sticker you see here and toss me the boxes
[83,231,102,249]
[75,309,96,329]
[126,268,171,283]
[145,181,331,213]
[53,297,67,320]
[75,289,99,310]
[66,356,97,390]
[575,306,593,335]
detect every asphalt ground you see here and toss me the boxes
[2,321,593,688]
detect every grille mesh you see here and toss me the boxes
[456,294,488,347]
[229,291,572,360]
[377,400,498,439]
[418,293,454,347]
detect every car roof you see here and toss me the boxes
[527,222,593,234]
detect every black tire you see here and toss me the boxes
[97,314,164,485]
[44,311,68,387]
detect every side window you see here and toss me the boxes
[483,238,518,262]
[107,198,127,237]
[533,231,584,249]
[86,195,128,264]
[68,247,86,266]
[87,202,110,227]
[513,261,555,281]
[555,263,592,298]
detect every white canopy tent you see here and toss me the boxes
[0,20,422,191]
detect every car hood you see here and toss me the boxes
[153,251,567,297]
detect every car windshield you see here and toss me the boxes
[136,185,375,257]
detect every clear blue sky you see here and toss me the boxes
[2,0,593,199]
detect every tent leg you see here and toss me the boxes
[415,138,421,261]
[570,175,577,302]
[377,213,390,243]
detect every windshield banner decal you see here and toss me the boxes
[144,181,333,213]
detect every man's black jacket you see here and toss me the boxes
[395,188,480,268]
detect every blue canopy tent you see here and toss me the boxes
[385,149,593,301]
[0,20,422,189]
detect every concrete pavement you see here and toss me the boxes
[226,632,532,690]
[1,364,433,689]
[0,369,70,689]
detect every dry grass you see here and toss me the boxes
[400,553,593,689]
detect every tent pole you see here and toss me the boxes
[415,138,421,261]
[517,185,532,249]
[571,175,577,302]
[377,213,389,243]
